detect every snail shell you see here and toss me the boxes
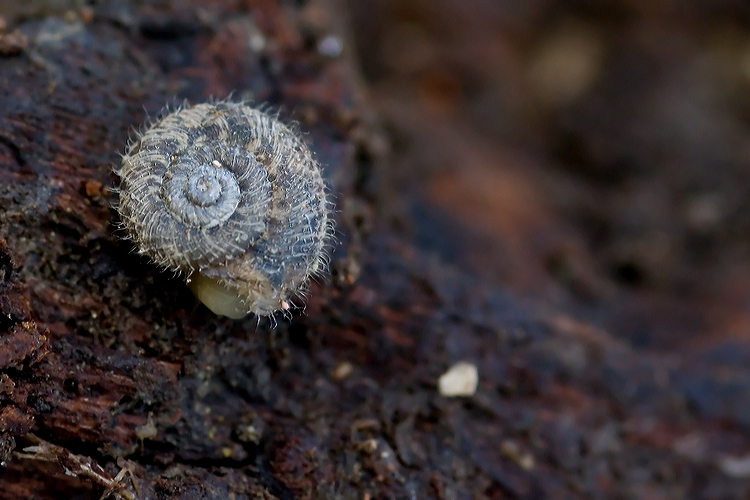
[117,101,331,318]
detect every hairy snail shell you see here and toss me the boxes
[117,101,331,318]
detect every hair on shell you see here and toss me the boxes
[115,98,334,319]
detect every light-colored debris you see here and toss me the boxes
[15,434,138,499]
[332,361,354,380]
[500,439,535,471]
[438,361,478,397]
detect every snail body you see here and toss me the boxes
[117,101,331,318]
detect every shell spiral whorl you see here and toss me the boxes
[118,101,330,318]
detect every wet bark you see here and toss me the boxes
[0,1,749,499]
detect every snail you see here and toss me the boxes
[116,101,331,318]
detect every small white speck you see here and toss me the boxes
[438,361,478,397]
[249,33,265,52]
[318,35,343,58]
[212,160,222,168]
[331,361,353,380]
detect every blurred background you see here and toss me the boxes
[347,0,750,352]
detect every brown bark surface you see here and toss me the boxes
[1,0,749,499]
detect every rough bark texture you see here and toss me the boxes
[1,0,750,499]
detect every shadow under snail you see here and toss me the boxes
[116,101,332,318]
